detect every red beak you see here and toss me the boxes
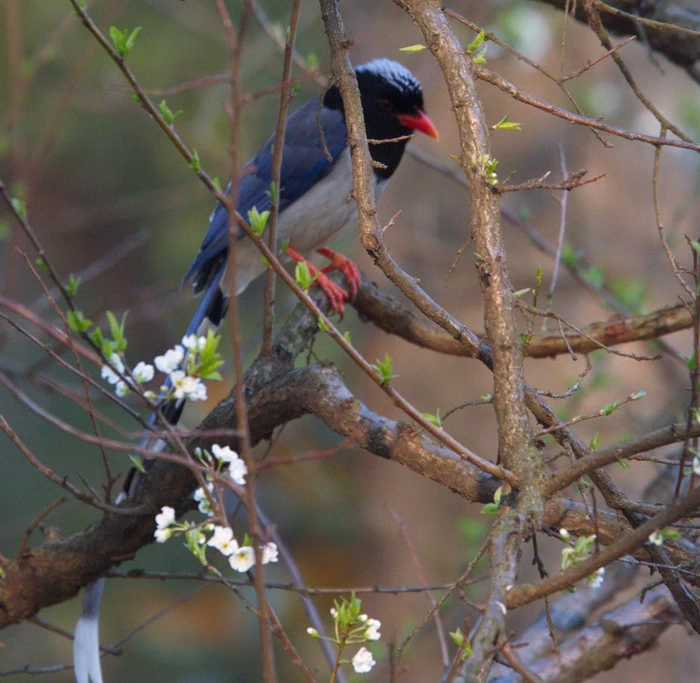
[397,110,440,140]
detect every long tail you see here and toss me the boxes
[73,267,229,683]
[73,578,105,683]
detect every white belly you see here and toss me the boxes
[233,149,387,293]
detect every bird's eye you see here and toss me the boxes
[377,98,394,112]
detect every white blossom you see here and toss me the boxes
[207,525,238,555]
[182,334,207,351]
[155,506,175,529]
[587,567,605,589]
[101,353,124,385]
[170,370,207,401]
[229,545,255,572]
[365,618,381,641]
[211,444,238,465]
[330,607,338,619]
[154,506,175,543]
[306,627,318,637]
[210,444,247,484]
[694,455,700,476]
[228,458,248,486]
[187,378,207,401]
[133,361,154,383]
[261,542,279,564]
[154,528,173,543]
[194,483,214,516]
[648,530,664,546]
[115,381,130,397]
[352,647,375,674]
[154,346,184,374]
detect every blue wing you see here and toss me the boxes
[184,96,348,293]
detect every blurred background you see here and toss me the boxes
[1,0,699,680]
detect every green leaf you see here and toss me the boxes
[617,459,629,468]
[196,330,224,380]
[66,274,81,297]
[342,330,352,345]
[630,391,646,401]
[106,311,127,349]
[109,26,125,52]
[88,326,104,348]
[535,266,543,287]
[109,26,142,58]
[494,486,502,506]
[423,409,442,429]
[247,206,270,236]
[35,256,49,273]
[581,265,604,289]
[306,52,320,70]
[467,29,486,53]
[67,309,92,333]
[492,113,521,131]
[601,400,619,416]
[561,242,578,267]
[473,46,488,65]
[589,432,600,450]
[11,197,27,221]
[212,177,223,193]
[129,455,146,473]
[101,340,115,358]
[317,316,329,332]
[125,26,141,53]
[294,260,315,291]
[266,181,278,204]
[514,288,531,298]
[371,353,398,385]
[189,149,201,172]
[480,486,502,514]
[159,99,183,125]
[0,218,9,242]
[399,44,427,53]
[480,502,499,515]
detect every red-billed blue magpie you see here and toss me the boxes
[73,58,437,683]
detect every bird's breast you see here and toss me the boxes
[278,149,387,253]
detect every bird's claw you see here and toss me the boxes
[286,246,349,316]
[315,272,348,316]
[317,247,361,300]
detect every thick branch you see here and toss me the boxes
[354,277,692,359]
[542,0,700,78]
[491,586,680,682]
[0,290,495,629]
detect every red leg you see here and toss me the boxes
[287,246,348,316]
[317,247,361,299]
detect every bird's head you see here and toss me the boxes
[324,59,438,178]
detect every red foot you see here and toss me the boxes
[287,246,349,315]
[317,247,361,299]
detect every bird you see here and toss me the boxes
[73,58,438,683]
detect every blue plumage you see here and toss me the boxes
[183,99,348,295]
